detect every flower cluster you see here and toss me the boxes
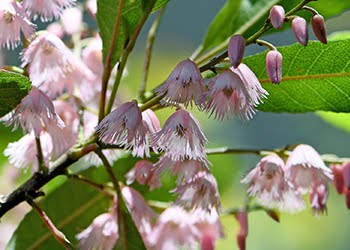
[242,144,333,215]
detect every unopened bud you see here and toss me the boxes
[235,211,248,250]
[228,35,246,68]
[265,210,280,223]
[270,5,285,29]
[311,14,327,44]
[343,162,350,190]
[266,50,283,84]
[345,189,350,209]
[330,164,345,194]
[292,17,309,46]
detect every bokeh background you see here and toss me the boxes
[1,0,350,249]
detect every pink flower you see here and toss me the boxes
[192,208,223,250]
[292,17,308,46]
[155,59,205,108]
[154,156,210,185]
[82,36,103,80]
[4,131,52,172]
[330,163,346,194]
[241,154,305,213]
[76,212,119,250]
[125,160,160,189]
[309,180,328,215]
[201,70,253,121]
[6,87,63,138]
[285,144,333,194]
[228,35,246,68]
[60,7,82,35]
[173,171,221,210]
[96,100,147,154]
[122,186,157,247]
[265,50,283,84]
[21,33,83,87]
[231,63,268,105]
[86,0,97,17]
[46,22,64,38]
[0,0,35,49]
[151,109,207,161]
[22,0,76,22]
[269,5,285,29]
[149,206,200,250]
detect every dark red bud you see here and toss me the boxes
[292,17,309,46]
[311,14,327,44]
[270,5,285,29]
[342,161,350,190]
[235,211,248,250]
[330,164,345,194]
[345,189,350,209]
[266,50,283,84]
[228,35,246,68]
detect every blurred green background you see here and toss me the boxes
[1,0,350,249]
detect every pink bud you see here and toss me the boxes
[345,189,350,209]
[235,211,248,250]
[292,17,309,46]
[270,5,285,29]
[266,50,283,84]
[311,14,327,44]
[201,235,215,250]
[228,35,246,68]
[330,164,345,194]
[343,162,350,190]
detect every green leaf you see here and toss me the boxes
[328,31,350,42]
[202,0,242,52]
[97,0,153,69]
[200,0,350,53]
[153,0,170,11]
[7,156,146,249]
[243,40,350,113]
[317,111,350,133]
[0,71,31,118]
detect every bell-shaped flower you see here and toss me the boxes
[96,100,147,154]
[192,208,223,250]
[309,180,329,215]
[0,0,35,49]
[241,154,305,213]
[6,87,63,138]
[21,32,83,87]
[200,70,253,121]
[154,155,210,185]
[148,206,200,250]
[76,211,119,250]
[125,160,160,190]
[155,59,205,108]
[285,144,333,194]
[122,186,157,247]
[22,0,76,22]
[173,171,221,210]
[151,109,207,161]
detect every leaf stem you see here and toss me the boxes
[26,196,73,249]
[98,0,125,122]
[138,7,166,100]
[106,0,157,115]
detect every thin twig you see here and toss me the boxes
[139,7,166,99]
[26,196,73,249]
[35,136,47,173]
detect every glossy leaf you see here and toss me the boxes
[153,0,170,11]
[243,40,350,113]
[0,71,31,118]
[200,0,350,53]
[7,156,146,249]
[97,0,156,69]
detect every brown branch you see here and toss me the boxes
[0,144,97,218]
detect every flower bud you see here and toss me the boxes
[343,161,350,190]
[269,5,285,29]
[265,50,283,84]
[345,189,350,209]
[330,164,345,194]
[235,211,248,250]
[311,14,327,44]
[228,34,246,68]
[292,17,309,46]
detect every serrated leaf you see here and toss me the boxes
[97,0,152,69]
[0,71,31,118]
[7,156,146,249]
[200,0,350,54]
[243,40,350,113]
